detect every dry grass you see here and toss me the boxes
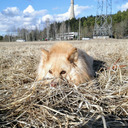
[0,39,128,128]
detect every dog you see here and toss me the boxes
[37,42,94,86]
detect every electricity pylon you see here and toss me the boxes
[93,0,112,37]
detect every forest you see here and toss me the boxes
[1,9,128,42]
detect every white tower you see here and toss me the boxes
[69,0,75,20]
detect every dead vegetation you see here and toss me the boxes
[0,39,128,128]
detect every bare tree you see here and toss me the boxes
[68,21,71,34]
[53,22,58,40]
[46,18,50,40]
[59,21,66,40]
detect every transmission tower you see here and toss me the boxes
[93,0,112,38]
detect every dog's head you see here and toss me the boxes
[38,43,78,86]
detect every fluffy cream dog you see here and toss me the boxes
[37,42,94,86]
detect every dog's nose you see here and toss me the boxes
[50,82,57,87]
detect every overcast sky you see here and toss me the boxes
[0,0,128,35]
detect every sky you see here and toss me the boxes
[0,0,128,35]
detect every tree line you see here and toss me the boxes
[1,9,128,42]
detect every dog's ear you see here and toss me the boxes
[67,47,78,63]
[41,49,49,61]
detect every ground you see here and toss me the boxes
[0,39,128,128]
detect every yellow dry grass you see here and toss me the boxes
[0,39,128,128]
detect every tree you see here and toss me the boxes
[0,36,3,41]
[45,18,50,40]
[59,21,66,40]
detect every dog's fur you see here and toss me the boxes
[37,42,94,85]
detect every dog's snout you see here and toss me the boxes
[50,78,65,87]
[51,82,57,87]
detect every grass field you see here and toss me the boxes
[0,39,128,128]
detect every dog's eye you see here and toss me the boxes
[60,70,66,75]
[49,70,52,74]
